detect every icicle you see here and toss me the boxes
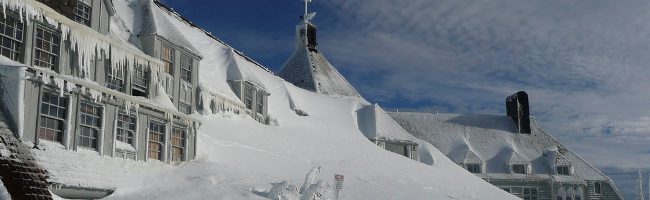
[164,112,173,121]
[88,88,102,103]
[52,76,64,96]
[124,100,132,114]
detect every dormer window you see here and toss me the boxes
[180,53,192,82]
[244,85,254,110]
[466,164,481,174]
[74,0,92,27]
[594,182,602,194]
[161,44,174,75]
[557,166,571,175]
[512,164,527,174]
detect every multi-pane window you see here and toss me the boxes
[33,26,60,71]
[179,102,191,114]
[594,182,602,194]
[512,164,527,174]
[116,113,136,145]
[148,121,165,160]
[505,187,538,200]
[38,91,67,142]
[256,92,264,114]
[161,44,174,75]
[466,164,481,174]
[171,127,186,162]
[180,54,192,82]
[73,1,91,27]
[523,188,538,200]
[106,63,125,92]
[244,86,253,110]
[0,14,24,61]
[78,102,102,150]
[132,64,148,97]
[557,166,571,175]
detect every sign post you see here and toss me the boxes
[333,174,344,200]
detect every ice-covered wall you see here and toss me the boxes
[0,57,26,137]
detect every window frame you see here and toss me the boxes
[132,63,149,97]
[594,182,602,194]
[116,112,136,147]
[0,12,25,61]
[466,164,481,174]
[33,24,61,71]
[180,53,192,83]
[557,165,571,175]
[106,61,126,92]
[244,85,254,110]
[78,101,102,150]
[38,90,68,143]
[512,164,527,174]
[256,91,264,114]
[73,0,92,27]
[161,44,174,75]
[148,120,166,161]
[171,126,186,162]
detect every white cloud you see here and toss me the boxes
[311,0,650,197]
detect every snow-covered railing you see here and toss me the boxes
[30,66,201,124]
[1,0,165,82]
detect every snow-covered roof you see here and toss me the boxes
[356,104,418,143]
[279,21,360,97]
[225,48,268,91]
[137,0,200,57]
[388,112,613,182]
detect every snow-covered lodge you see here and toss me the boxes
[389,91,623,200]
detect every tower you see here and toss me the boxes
[278,0,361,97]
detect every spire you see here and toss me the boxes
[278,0,361,97]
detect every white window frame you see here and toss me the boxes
[512,164,527,174]
[33,24,61,71]
[73,0,92,27]
[78,101,103,151]
[0,13,24,61]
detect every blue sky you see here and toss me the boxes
[161,0,649,198]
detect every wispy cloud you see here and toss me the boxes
[311,0,650,197]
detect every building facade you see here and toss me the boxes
[0,0,204,197]
[389,91,623,200]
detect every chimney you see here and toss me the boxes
[506,91,531,134]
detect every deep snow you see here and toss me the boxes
[0,0,520,199]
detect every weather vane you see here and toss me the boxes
[303,0,316,22]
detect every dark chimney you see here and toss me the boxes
[506,91,531,134]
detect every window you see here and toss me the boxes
[132,64,148,97]
[244,86,253,110]
[256,92,264,114]
[505,187,538,200]
[116,113,136,145]
[556,196,563,200]
[78,102,102,150]
[33,26,60,71]
[180,54,192,82]
[512,164,527,174]
[38,91,67,142]
[523,187,538,200]
[148,121,165,160]
[161,44,174,75]
[385,143,408,157]
[106,63,125,92]
[179,102,191,114]
[171,127,186,162]
[557,166,571,175]
[594,182,602,194]
[0,14,24,61]
[466,164,481,173]
[73,1,91,27]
